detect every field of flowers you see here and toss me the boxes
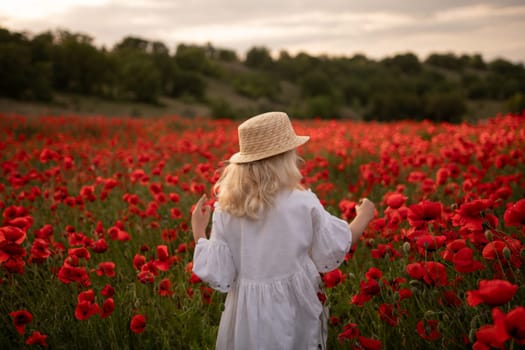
[0,112,524,349]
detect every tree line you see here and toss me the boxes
[1,26,524,122]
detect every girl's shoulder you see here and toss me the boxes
[284,188,322,207]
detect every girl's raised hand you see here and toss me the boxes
[191,194,211,242]
[356,198,375,221]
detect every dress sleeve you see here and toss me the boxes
[192,210,236,293]
[310,199,352,273]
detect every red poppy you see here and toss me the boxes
[441,239,467,261]
[365,267,383,281]
[357,336,382,350]
[92,238,108,253]
[153,245,170,271]
[414,234,447,254]
[452,247,485,273]
[137,270,155,284]
[130,314,146,334]
[0,226,27,245]
[385,193,407,209]
[337,323,359,343]
[407,201,442,228]
[96,262,116,277]
[371,243,401,260]
[25,331,48,346]
[158,278,174,297]
[133,254,146,270]
[27,238,51,263]
[503,198,525,228]
[107,226,130,241]
[505,306,525,345]
[57,263,91,287]
[452,199,495,231]
[417,319,441,341]
[473,308,509,349]
[100,298,115,319]
[467,279,518,306]
[9,309,32,335]
[101,284,115,298]
[378,303,400,327]
[75,299,100,321]
[200,285,213,304]
[406,261,447,287]
[322,268,346,288]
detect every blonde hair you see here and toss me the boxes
[214,150,303,219]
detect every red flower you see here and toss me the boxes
[357,336,382,350]
[25,331,48,347]
[466,279,518,306]
[200,285,213,304]
[407,201,442,228]
[504,199,525,228]
[57,263,91,287]
[371,243,401,260]
[100,298,115,319]
[153,245,170,271]
[441,239,467,261]
[452,247,485,273]
[158,278,174,297]
[137,270,155,284]
[96,261,116,277]
[474,308,510,349]
[92,238,108,253]
[385,193,407,209]
[28,238,51,263]
[452,199,495,231]
[417,319,441,341]
[365,267,383,281]
[0,226,27,245]
[505,306,525,345]
[9,309,32,335]
[75,290,100,320]
[414,234,447,253]
[378,303,400,327]
[406,261,447,286]
[101,284,115,298]
[322,268,346,288]
[338,323,359,343]
[130,314,146,334]
[133,254,146,270]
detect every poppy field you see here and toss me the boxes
[0,112,524,349]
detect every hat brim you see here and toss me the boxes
[229,135,309,164]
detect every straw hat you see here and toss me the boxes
[229,111,309,163]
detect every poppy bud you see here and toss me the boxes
[409,279,421,287]
[502,247,511,260]
[402,242,411,254]
[484,230,493,241]
[347,272,355,279]
[468,328,476,343]
[424,310,435,319]
[469,315,479,329]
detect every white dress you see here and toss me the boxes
[192,189,352,350]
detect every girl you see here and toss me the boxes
[191,111,375,350]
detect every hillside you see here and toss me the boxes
[1,27,524,121]
[0,60,511,121]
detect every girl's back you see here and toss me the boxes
[194,189,351,350]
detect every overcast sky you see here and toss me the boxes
[1,0,524,62]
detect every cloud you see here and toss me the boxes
[1,0,524,61]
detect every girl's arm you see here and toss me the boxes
[348,198,375,244]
